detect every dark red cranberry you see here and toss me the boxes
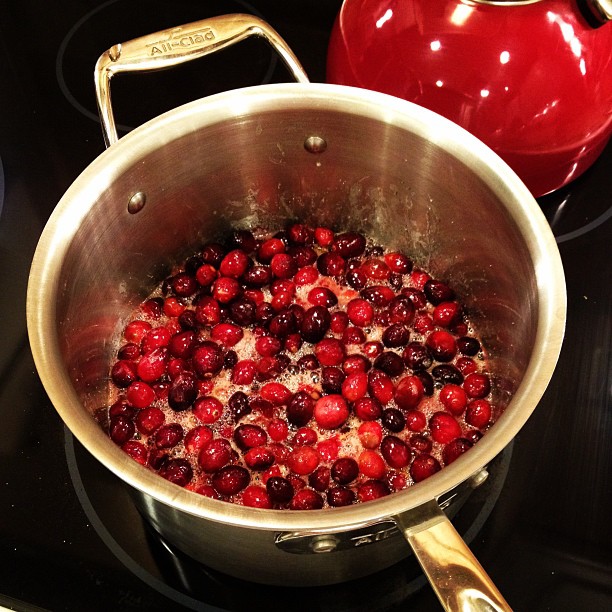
[457,336,481,356]
[171,272,198,297]
[361,258,390,281]
[201,243,226,268]
[382,408,406,433]
[381,435,412,468]
[317,252,346,277]
[168,371,198,411]
[229,298,256,326]
[414,371,434,396]
[109,415,135,445]
[158,458,193,487]
[373,352,405,377]
[228,391,252,421]
[228,229,257,253]
[290,245,317,267]
[442,438,473,465]
[269,309,298,337]
[408,433,433,453]
[401,287,428,309]
[346,268,368,289]
[286,390,315,427]
[148,449,169,471]
[141,297,164,319]
[154,423,184,449]
[233,423,268,450]
[287,223,314,245]
[387,296,415,325]
[266,476,295,504]
[135,406,164,434]
[321,366,346,394]
[290,488,324,510]
[360,285,395,307]
[168,330,197,358]
[195,296,222,326]
[192,341,224,377]
[109,399,137,420]
[212,465,250,496]
[382,324,410,348]
[244,447,275,471]
[411,454,441,483]
[308,466,331,492]
[331,457,359,484]
[111,360,137,388]
[297,353,319,370]
[328,486,356,507]
[223,350,239,370]
[118,342,140,360]
[255,302,275,326]
[243,265,273,288]
[357,480,390,502]
[401,342,432,371]
[424,279,455,305]
[332,231,366,258]
[300,306,331,343]
[198,438,233,472]
[432,364,464,386]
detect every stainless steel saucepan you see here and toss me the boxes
[27,14,566,611]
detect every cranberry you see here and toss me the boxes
[330,311,349,333]
[433,302,461,327]
[219,249,250,278]
[267,418,289,442]
[362,341,384,359]
[426,330,457,362]
[442,438,473,465]
[255,336,282,357]
[332,232,366,258]
[141,327,171,353]
[193,396,223,424]
[314,394,349,429]
[328,486,356,507]
[295,266,319,285]
[400,287,427,310]
[158,458,193,487]
[118,342,140,360]
[168,371,198,411]
[457,336,481,356]
[387,296,415,326]
[257,238,285,263]
[244,447,275,471]
[192,342,223,377]
[171,273,198,297]
[405,409,427,433]
[287,446,320,475]
[373,352,404,377]
[286,391,315,427]
[111,360,137,388]
[381,435,412,468]
[124,320,151,344]
[315,338,346,366]
[269,309,298,337]
[358,421,383,448]
[126,381,156,408]
[184,425,214,454]
[368,370,394,405]
[439,384,468,415]
[382,408,406,433]
[168,331,196,359]
[109,399,136,419]
[424,279,455,305]
[317,252,346,276]
[293,427,318,447]
[141,297,163,319]
[227,298,255,327]
[233,423,268,450]
[266,476,295,504]
[432,364,464,386]
[154,423,183,449]
[414,370,435,396]
[122,440,148,465]
[109,415,135,445]
[212,277,241,303]
[361,258,390,281]
[342,354,371,375]
[201,243,226,268]
[408,434,433,453]
[342,326,366,345]
[346,267,368,289]
[384,252,413,274]
[341,371,368,402]
[135,406,165,434]
[360,285,395,307]
[358,450,386,479]
[195,297,222,326]
[314,227,334,247]
[198,438,233,472]
[410,454,441,482]
[321,366,346,394]
[346,299,374,327]
[260,382,292,406]
[238,485,271,508]
[270,253,298,279]
[357,480,390,502]
[429,412,462,444]
[306,466,330,492]
[195,263,217,287]
[177,309,197,331]
[228,229,257,253]
[465,399,492,429]
[212,465,250,496]
[384,470,408,492]
[382,324,410,348]
[290,488,324,510]
[463,373,491,398]
[228,391,252,421]
[300,306,331,343]
[330,457,359,484]
[353,397,383,421]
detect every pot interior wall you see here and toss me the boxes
[56,100,535,417]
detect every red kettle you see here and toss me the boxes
[327,0,612,197]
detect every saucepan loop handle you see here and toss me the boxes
[94,13,310,147]
[393,500,513,611]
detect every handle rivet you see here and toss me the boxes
[310,535,339,553]
[304,135,327,154]
[109,44,122,62]
[127,191,146,214]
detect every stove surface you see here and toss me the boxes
[1,1,611,611]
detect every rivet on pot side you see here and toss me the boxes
[127,191,146,214]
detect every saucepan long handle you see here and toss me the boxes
[94,13,309,147]
[394,500,512,611]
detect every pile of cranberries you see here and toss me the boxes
[102,224,498,510]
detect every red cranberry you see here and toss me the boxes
[287,446,320,475]
[233,424,268,450]
[212,465,250,496]
[244,447,275,471]
[267,418,289,441]
[270,253,298,279]
[141,327,171,353]
[135,406,165,434]
[171,273,198,297]
[317,252,346,277]
[358,421,383,448]
[322,366,346,394]
[294,266,319,286]
[198,438,233,472]
[358,450,386,479]
[346,299,374,327]
[300,306,331,343]
[357,480,390,502]
[195,263,217,287]
[241,485,272,508]
[384,252,413,274]
[184,425,214,454]
[122,440,148,465]
[463,373,491,398]
[168,371,198,411]
[367,370,394,405]
[168,331,197,359]
[341,371,368,402]
[314,227,334,247]
[360,285,395,307]
[328,486,356,507]
[429,412,462,444]
[154,423,183,449]
[424,279,455,305]
[255,336,282,358]
[346,267,368,289]
[124,320,152,344]
[315,338,346,366]
[442,438,473,465]
[111,360,137,388]
[353,397,383,421]
[410,454,441,482]
[382,407,406,433]
[141,297,163,319]
[293,427,318,447]
[257,238,285,263]
[290,488,324,510]
[381,435,412,468]
[219,249,250,278]
[109,415,135,445]
[342,354,371,374]
[126,381,156,408]
[260,382,292,406]
[387,296,415,325]
[314,394,349,429]
[193,396,223,424]
[373,352,405,377]
[332,232,366,258]
[342,326,366,346]
[158,458,193,487]
[401,287,428,310]
[362,341,384,359]
[465,399,492,429]
[426,330,457,362]
[330,311,349,333]
[306,286,337,308]
[212,277,241,303]
[439,384,468,415]
[211,323,243,347]
[266,476,295,504]
[330,457,359,484]
[195,297,222,326]
[286,391,315,427]
[457,336,481,356]
[433,302,461,327]
[361,258,390,281]
[192,342,223,377]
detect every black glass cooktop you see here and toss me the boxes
[0,1,610,610]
